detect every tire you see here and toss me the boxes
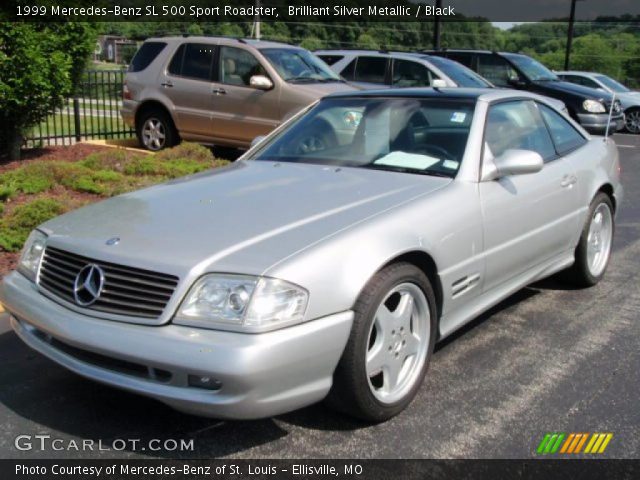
[136,108,178,151]
[624,107,640,134]
[562,193,614,287]
[327,262,437,422]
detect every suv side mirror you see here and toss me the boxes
[483,149,543,181]
[432,78,448,88]
[250,75,273,90]
[507,77,527,88]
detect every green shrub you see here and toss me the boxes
[0,162,56,196]
[0,198,65,252]
[155,142,213,163]
[81,149,137,172]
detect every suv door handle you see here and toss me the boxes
[160,81,173,88]
[560,175,577,188]
[212,87,227,95]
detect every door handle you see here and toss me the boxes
[212,87,227,95]
[160,81,173,88]
[560,175,577,188]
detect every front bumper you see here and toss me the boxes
[0,272,353,419]
[577,112,625,135]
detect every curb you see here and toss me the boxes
[82,139,153,155]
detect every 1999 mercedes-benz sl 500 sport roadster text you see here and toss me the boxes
[0,88,623,422]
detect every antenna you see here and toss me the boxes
[604,92,616,141]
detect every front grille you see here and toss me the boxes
[604,99,622,114]
[38,246,179,319]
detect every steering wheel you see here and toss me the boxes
[416,145,454,160]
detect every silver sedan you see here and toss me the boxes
[0,88,623,422]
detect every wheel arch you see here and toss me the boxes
[134,100,175,130]
[597,183,616,213]
[377,250,444,323]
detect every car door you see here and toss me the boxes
[208,45,281,145]
[391,59,438,88]
[477,54,525,88]
[161,42,217,138]
[479,100,580,292]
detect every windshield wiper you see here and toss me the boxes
[364,164,452,178]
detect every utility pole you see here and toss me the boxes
[433,0,442,49]
[254,0,261,40]
[564,0,585,70]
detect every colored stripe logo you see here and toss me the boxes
[537,433,613,454]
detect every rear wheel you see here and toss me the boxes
[327,263,436,422]
[563,193,614,287]
[625,108,640,134]
[136,109,178,151]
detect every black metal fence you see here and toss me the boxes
[23,69,136,148]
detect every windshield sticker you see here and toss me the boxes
[450,112,467,123]
[374,151,440,170]
[443,160,459,170]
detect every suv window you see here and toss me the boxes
[354,57,388,84]
[392,59,434,87]
[167,43,215,81]
[219,46,266,86]
[341,58,357,81]
[565,75,600,89]
[444,52,474,69]
[317,55,344,66]
[486,100,556,161]
[129,42,166,72]
[478,54,520,87]
[538,103,587,155]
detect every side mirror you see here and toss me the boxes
[507,77,527,88]
[483,149,543,181]
[250,75,273,90]
[432,78,448,88]
[251,135,266,148]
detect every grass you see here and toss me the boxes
[26,113,132,140]
[0,143,230,252]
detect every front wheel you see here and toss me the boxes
[327,263,437,422]
[563,193,614,287]
[625,108,640,134]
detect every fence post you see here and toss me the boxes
[73,97,82,142]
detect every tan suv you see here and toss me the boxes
[121,36,358,151]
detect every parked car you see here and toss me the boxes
[121,36,358,151]
[315,49,494,89]
[425,49,625,135]
[2,88,622,422]
[556,71,640,134]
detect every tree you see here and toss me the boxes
[0,22,95,162]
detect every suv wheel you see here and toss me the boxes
[625,108,640,134]
[137,109,178,151]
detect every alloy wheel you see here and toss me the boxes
[142,118,167,151]
[586,203,613,277]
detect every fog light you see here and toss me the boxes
[188,375,222,391]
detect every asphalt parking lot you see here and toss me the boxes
[1,135,638,460]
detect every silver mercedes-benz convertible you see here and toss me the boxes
[0,88,623,422]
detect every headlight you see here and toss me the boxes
[174,274,308,332]
[18,230,47,281]
[583,99,606,113]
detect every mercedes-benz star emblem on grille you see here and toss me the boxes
[73,264,105,306]
[106,237,120,246]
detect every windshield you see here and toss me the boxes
[426,56,492,88]
[595,75,630,93]
[507,55,558,82]
[248,97,476,178]
[261,48,342,83]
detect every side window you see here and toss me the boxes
[168,43,215,81]
[341,58,357,81]
[538,103,587,155]
[317,55,343,66]
[129,42,166,72]
[354,57,388,84]
[580,77,600,89]
[219,46,266,86]
[446,52,474,69]
[478,55,521,87]
[392,59,435,87]
[167,44,185,75]
[486,101,556,161]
